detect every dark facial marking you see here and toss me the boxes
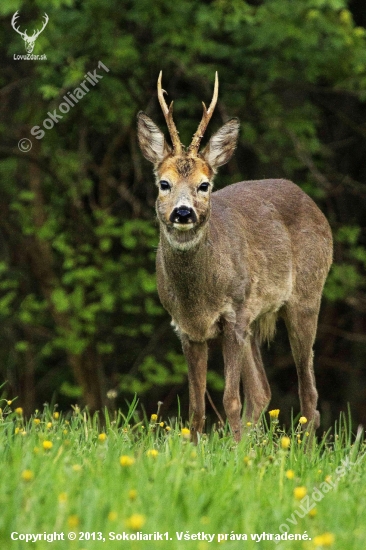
[175,157,196,178]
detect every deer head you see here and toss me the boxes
[137,72,239,250]
[11,11,49,54]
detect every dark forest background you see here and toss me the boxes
[1,0,366,430]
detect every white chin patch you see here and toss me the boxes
[173,223,194,231]
[162,225,203,251]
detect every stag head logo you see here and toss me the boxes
[11,11,49,54]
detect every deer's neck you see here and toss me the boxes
[159,224,213,288]
[158,221,229,341]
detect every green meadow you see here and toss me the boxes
[0,398,365,550]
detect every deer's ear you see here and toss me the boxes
[137,112,171,164]
[201,118,239,170]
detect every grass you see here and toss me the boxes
[0,397,365,550]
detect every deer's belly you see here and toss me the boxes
[170,303,236,342]
[171,316,221,342]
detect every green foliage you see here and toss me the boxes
[324,226,365,301]
[0,0,365,412]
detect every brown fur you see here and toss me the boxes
[137,84,333,443]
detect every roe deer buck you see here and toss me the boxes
[137,72,333,442]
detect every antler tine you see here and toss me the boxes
[11,11,27,37]
[188,72,219,156]
[157,71,182,155]
[33,13,49,39]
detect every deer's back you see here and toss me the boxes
[212,178,332,271]
[213,179,328,231]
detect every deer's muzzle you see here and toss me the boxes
[170,206,197,225]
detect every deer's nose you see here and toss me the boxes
[170,206,197,224]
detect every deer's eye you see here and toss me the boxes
[198,182,210,192]
[159,180,171,191]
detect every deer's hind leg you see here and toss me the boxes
[241,335,271,424]
[222,312,271,440]
[282,300,322,430]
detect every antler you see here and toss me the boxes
[157,72,183,155]
[11,11,27,38]
[32,13,49,39]
[188,72,219,156]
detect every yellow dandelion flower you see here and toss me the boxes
[269,409,280,419]
[281,436,291,450]
[181,427,190,439]
[63,429,68,435]
[297,438,302,444]
[7,400,12,406]
[14,427,20,435]
[98,433,107,443]
[246,421,252,427]
[72,464,82,472]
[128,489,137,501]
[165,426,171,432]
[146,449,159,458]
[299,416,307,425]
[286,469,295,480]
[33,418,41,425]
[243,456,252,466]
[305,431,310,436]
[108,511,118,521]
[15,407,23,415]
[21,430,27,436]
[42,440,53,451]
[159,422,164,427]
[125,514,146,531]
[53,412,60,420]
[313,532,335,547]
[58,492,68,503]
[119,455,135,467]
[317,469,322,474]
[308,507,317,518]
[150,414,158,422]
[47,422,52,429]
[325,475,332,483]
[294,486,307,500]
[21,469,34,482]
[67,515,80,529]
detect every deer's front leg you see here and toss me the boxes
[181,336,208,444]
[222,321,245,442]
